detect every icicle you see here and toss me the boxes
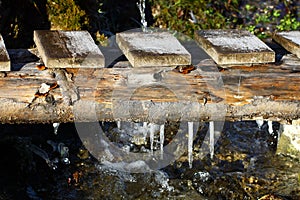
[142,122,148,141]
[117,121,121,129]
[160,124,165,160]
[149,123,155,155]
[268,121,273,134]
[209,121,214,159]
[143,122,148,134]
[143,122,148,127]
[256,119,264,129]
[53,123,60,135]
[188,122,193,168]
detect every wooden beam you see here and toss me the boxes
[0,49,300,124]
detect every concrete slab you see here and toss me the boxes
[195,29,275,65]
[116,31,191,67]
[0,34,10,71]
[272,31,300,59]
[34,30,104,68]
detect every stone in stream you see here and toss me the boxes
[272,31,300,59]
[34,30,104,68]
[0,34,10,71]
[195,29,275,66]
[277,120,300,158]
[116,31,191,67]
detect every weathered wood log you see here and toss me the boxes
[0,49,300,124]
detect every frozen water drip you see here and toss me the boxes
[160,124,165,160]
[209,121,214,159]
[188,122,193,168]
[149,123,155,155]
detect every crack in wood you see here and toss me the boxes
[53,69,79,105]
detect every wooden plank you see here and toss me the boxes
[0,48,300,124]
[33,30,105,68]
[116,31,191,67]
[272,31,300,59]
[0,34,10,71]
[195,29,275,66]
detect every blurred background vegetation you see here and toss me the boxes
[151,0,299,38]
[0,0,299,48]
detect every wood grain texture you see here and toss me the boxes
[0,49,300,123]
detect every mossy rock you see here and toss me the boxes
[276,134,300,158]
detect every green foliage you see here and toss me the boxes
[150,0,236,37]
[242,3,299,38]
[150,0,299,39]
[277,14,300,31]
[47,0,89,30]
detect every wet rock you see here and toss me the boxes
[277,122,300,158]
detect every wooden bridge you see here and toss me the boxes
[0,29,299,124]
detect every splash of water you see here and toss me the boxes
[29,144,57,170]
[137,0,148,32]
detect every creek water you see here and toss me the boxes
[0,121,299,199]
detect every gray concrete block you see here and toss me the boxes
[195,29,275,66]
[34,30,104,68]
[273,31,300,59]
[0,34,10,71]
[116,31,191,67]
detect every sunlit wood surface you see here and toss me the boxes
[0,49,299,124]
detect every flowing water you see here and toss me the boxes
[0,121,299,199]
[137,0,148,32]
